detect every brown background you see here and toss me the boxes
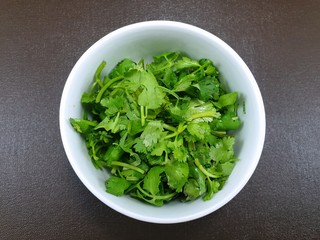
[1,0,319,239]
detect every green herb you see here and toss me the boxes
[70,52,242,206]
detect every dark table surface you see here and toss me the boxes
[1,0,319,239]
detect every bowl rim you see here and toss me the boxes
[59,20,266,224]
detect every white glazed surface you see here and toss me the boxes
[60,21,265,223]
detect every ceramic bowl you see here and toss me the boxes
[60,21,265,223]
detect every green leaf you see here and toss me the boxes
[183,179,201,201]
[203,179,220,201]
[161,67,178,89]
[196,77,220,101]
[167,136,189,162]
[81,92,96,104]
[125,69,166,110]
[140,120,164,147]
[209,136,235,163]
[143,166,165,195]
[173,77,193,92]
[174,57,200,70]
[215,112,241,130]
[147,52,180,75]
[100,95,129,116]
[190,144,212,166]
[151,140,168,156]
[103,145,124,167]
[220,161,235,176]
[109,58,136,79]
[70,118,97,134]
[214,92,238,108]
[183,164,206,201]
[106,176,131,196]
[187,122,211,140]
[165,161,189,192]
[138,86,165,110]
[121,169,144,182]
[133,138,149,154]
[83,131,106,169]
[95,113,128,133]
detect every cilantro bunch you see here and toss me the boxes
[70,52,241,206]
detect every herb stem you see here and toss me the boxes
[164,132,178,139]
[111,112,120,133]
[188,111,216,121]
[95,76,123,103]
[164,123,186,139]
[111,161,145,174]
[136,184,176,200]
[212,131,227,137]
[163,123,177,132]
[194,158,219,179]
[94,61,106,88]
[158,86,180,99]
[140,105,146,127]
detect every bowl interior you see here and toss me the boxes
[60,21,265,223]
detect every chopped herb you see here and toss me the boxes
[70,52,242,206]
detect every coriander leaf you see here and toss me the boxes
[133,138,149,154]
[147,52,180,75]
[165,160,189,192]
[147,155,165,166]
[126,111,143,135]
[196,77,220,101]
[167,136,189,162]
[100,95,129,116]
[199,59,219,76]
[140,120,164,147]
[174,57,200,70]
[186,100,218,122]
[153,51,180,63]
[214,92,238,108]
[186,122,211,140]
[203,179,220,201]
[209,136,235,163]
[128,119,143,136]
[173,77,193,92]
[81,92,96,104]
[70,118,97,134]
[190,144,212,166]
[151,140,168,156]
[126,69,166,109]
[84,131,106,169]
[183,164,206,201]
[215,112,241,130]
[183,179,201,201]
[168,100,190,123]
[106,176,131,196]
[121,169,144,182]
[103,145,124,167]
[169,98,218,123]
[109,58,136,79]
[95,113,128,133]
[219,161,235,176]
[161,67,178,89]
[143,166,165,195]
[138,86,165,110]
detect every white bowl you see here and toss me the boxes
[59,21,265,223]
